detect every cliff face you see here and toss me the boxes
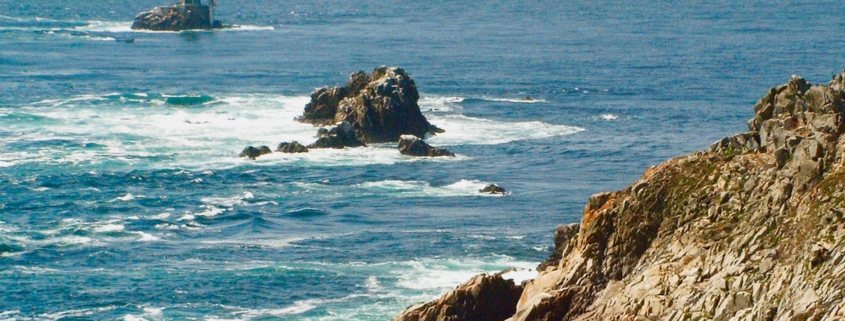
[394,69,845,321]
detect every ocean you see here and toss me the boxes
[1,0,844,320]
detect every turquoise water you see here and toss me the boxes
[1,0,844,320]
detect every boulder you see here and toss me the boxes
[479,184,507,195]
[239,145,271,159]
[131,1,222,31]
[297,67,441,143]
[276,141,309,153]
[306,122,366,149]
[391,273,523,321]
[398,136,454,157]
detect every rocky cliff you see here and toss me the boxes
[393,69,845,321]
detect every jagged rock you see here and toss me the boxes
[394,69,845,321]
[131,1,222,31]
[306,121,366,149]
[392,273,523,321]
[480,184,507,195]
[239,145,271,159]
[537,223,579,272]
[297,67,441,143]
[398,136,454,157]
[276,141,308,153]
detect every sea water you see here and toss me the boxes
[1,0,844,320]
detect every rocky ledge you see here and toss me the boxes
[393,69,845,321]
[297,66,443,143]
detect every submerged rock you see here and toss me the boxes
[276,141,309,153]
[393,68,845,321]
[132,0,223,31]
[479,183,507,194]
[297,67,441,143]
[238,145,271,159]
[398,136,454,157]
[306,122,366,149]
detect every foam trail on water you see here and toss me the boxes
[426,114,584,146]
[292,179,502,198]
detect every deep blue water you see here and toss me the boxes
[2,1,845,320]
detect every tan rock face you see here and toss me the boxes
[393,69,845,321]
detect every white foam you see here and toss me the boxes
[2,92,581,170]
[294,179,500,198]
[501,268,538,284]
[94,223,125,233]
[393,257,537,291]
[111,193,135,202]
[480,96,547,103]
[418,95,464,112]
[200,191,253,207]
[134,232,160,242]
[599,113,619,120]
[426,114,584,146]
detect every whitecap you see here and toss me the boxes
[111,193,135,202]
[93,223,124,233]
[425,114,584,146]
[134,232,160,242]
[599,113,619,120]
[418,95,464,112]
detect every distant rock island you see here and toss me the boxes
[240,66,456,160]
[132,0,223,31]
[392,68,845,320]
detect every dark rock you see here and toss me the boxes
[398,136,454,157]
[131,0,222,31]
[306,121,366,149]
[537,223,579,272]
[239,145,271,159]
[297,67,441,143]
[391,274,523,321]
[276,141,309,153]
[479,184,507,195]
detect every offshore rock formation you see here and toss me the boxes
[276,141,308,153]
[306,121,367,149]
[393,69,845,320]
[480,184,507,195]
[297,67,442,143]
[132,0,222,31]
[238,145,271,159]
[398,136,455,157]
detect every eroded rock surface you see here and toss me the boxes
[131,1,221,31]
[297,67,440,143]
[398,136,454,157]
[239,145,271,159]
[394,69,845,321]
[276,141,309,153]
[392,274,523,321]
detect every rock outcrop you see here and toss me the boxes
[479,184,507,195]
[239,145,271,159]
[392,274,524,321]
[306,121,366,149]
[132,1,222,31]
[393,69,845,320]
[276,141,309,153]
[398,136,455,157]
[297,67,441,143]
